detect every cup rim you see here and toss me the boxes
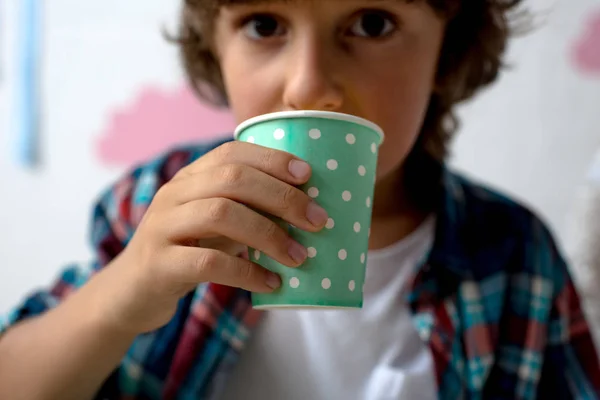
[233,110,385,143]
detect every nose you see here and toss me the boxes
[282,38,344,112]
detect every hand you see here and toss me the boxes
[101,141,329,334]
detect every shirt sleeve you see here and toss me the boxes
[537,224,600,399]
[0,262,99,335]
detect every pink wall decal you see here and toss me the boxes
[572,10,600,76]
[96,85,236,166]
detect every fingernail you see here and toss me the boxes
[289,160,310,179]
[288,240,308,264]
[266,272,281,289]
[306,202,328,227]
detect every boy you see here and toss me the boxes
[1,0,599,399]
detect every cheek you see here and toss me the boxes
[351,28,443,179]
[220,50,282,124]
[361,68,436,179]
[226,77,257,123]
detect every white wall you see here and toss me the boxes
[1,0,599,313]
[0,0,182,313]
[452,0,600,240]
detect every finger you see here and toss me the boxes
[176,141,312,186]
[167,246,281,293]
[196,236,247,257]
[164,198,308,268]
[168,165,328,232]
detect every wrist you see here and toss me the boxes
[85,252,179,336]
[43,272,139,364]
[77,256,146,338]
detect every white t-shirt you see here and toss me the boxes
[221,217,437,400]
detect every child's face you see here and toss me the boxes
[214,0,446,181]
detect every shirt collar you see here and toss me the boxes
[426,166,472,278]
[425,165,519,286]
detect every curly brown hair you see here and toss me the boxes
[173,0,526,205]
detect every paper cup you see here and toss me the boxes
[234,111,384,309]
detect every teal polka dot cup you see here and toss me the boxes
[234,111,384,309]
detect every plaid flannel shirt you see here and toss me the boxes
[2,137,600,400]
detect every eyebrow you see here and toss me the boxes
[218,0,411,5]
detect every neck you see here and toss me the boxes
[368,166,429,251]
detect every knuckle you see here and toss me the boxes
[277,185,297,212]
[216,141,236,160]
[219,164,244,187]
[193,249,219,278]
[258,148,278,172]
[206,198,233,223]
[263,220,283,244]
[238,262,256,283]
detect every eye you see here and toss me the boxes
[349,11,397,38]
[243,14,286,40]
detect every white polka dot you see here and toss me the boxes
[353,222,361,233]
[368,228,372,238]
[349,280,356,292]
[358,166,366,176]
[254,250,261,260]
[274,128,286,140]
[366,197,372,208]
[361,253,366,264]
[307,247,317,258]
[346,134,356,144]
[342,191,352,202]
[247,136,255,143]
[322,278,332,290]
[371,143,377,153]
[327,159,338,170]
[309,129,322,139]
[308,187,320,198]
[290,277,300,289]
[338,249,348,260]
[326,218,335,229]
